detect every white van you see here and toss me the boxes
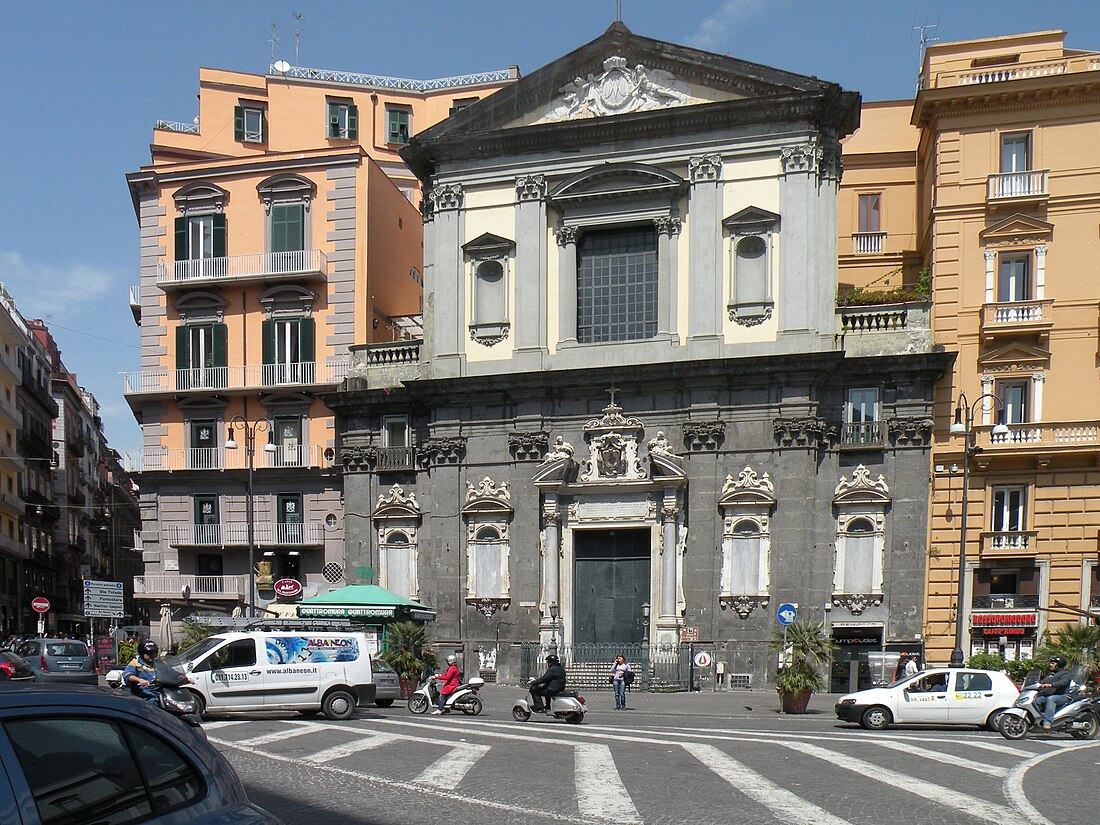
[177,631,376,720]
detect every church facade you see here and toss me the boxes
[331,25,951,689]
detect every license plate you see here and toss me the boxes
[58,663,81,670]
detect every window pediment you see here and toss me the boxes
[979,212,1053,247]
[258,284,316,317]
[549,163,685,206]
[373,484,421,520]
[723,206,780,235]
[463,233,515,258]
[462,476,513,517]
[257,174,315,214]
[173,291,227,324]
[978,341,1051,371]
[719,466,776,509]
[173,183,228,215]
[834,464,891,505]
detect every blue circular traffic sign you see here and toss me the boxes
[776,603,797,625]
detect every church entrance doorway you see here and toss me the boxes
[573,529,650,651]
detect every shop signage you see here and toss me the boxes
[680,627,700,643]
[297,606,396,619]
[971,613,1037,626]
[274,579,303,598]
[31,597,50,613]
[981,627,1027,636]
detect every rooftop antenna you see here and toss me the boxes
[267,20,280,64]
[913,16,939,92]
[615,0,622,22]
[293,12,304,66]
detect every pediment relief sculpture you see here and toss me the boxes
[373,484,421,519]
[463,476,513,515]
[544,56,692,122]
[833,465,891,504]
[719,466,776,507]
[580,399,646,482]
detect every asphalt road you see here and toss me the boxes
[205,685,1100,825]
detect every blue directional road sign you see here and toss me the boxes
[776,603,797,625]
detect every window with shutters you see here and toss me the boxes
[380,530,417,599]
[175,323,227,390]
[832,465,890,606]
[717,467,774,613]
[270,204,305,254]
[327,99,358,140]
[386,106,410,144]
[173,213,226,277]
[272,416,304,467]
[193,495,220,543]
[462,477,512,609]
[234,103,266,143]
[262,317,315,385]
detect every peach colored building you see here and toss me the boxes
[915,31,1100,662]
[124,62,515,626]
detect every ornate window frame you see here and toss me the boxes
[463,233,515,347]
[173,182,228,216]
[717,467,775,619]
[256,174,315,255]
[462,477,512,616]
[723,206,779,327]
[373,485,421,600]
[832,465,890,615]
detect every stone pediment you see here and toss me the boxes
[462,233,515,257]
[979,213,1054,247]
[462,476,513,516]
[548,163,685,205]
[978,341,1051,370]
[719,467,776,507]
[833,465,890,505]
[373,484,421,519]
[580,400,646,482]
[723,206,781,234]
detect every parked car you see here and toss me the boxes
[372,658,399,707]
[835,668,1018,730]
[0,683,283,824]
[15,638,97,685]
[0,651,35,683]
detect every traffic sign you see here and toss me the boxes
[83,580,123,594]
[680,626,700,643]
[31,597,50,613]
[83,580,123,619]
[776,603,798,625]
[693,650,712,668]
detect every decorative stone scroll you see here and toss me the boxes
[374,484,421,518]
[508,431,549,462]
[555,225,580,247]
[545,56,691,121]
[780,143,821,176]
[831,593,883,616]
[466,597,510,619]
[887,417,934,448]
[688,154,722,183]
[580,399,646,482]
[720,594,770,620]
[426,183,463,214]
[515,174,547,202]
[469,323,510,347]
[833,464,891,504]
[729,304,773,327]
[683,421,724,451]
[339,445,377,472]
[418,436,467,467]
[773,417,833,450]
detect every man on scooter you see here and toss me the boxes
[529,654,567,713]
[1035,655,1072,729]
[123,640,162,705]
[432,654,461,715]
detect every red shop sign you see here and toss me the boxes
[273,579,302,598]
[971,613,1037,626]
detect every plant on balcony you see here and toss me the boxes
[770,619,834,713]
[838,266,931,307]
[379,620,438,698]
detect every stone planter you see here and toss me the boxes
[780,688,813,714]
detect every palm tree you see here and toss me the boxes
[1039,623,1100,669]
[770,620,834,712]
[379,621,437,682]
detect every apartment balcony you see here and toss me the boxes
[986,170,1048,205]
[134,574,245,600]
[164,521,324,547]
[346,339,423,390]
[0,394,20,428]
[971,594,1039,610]
[836,301,932,358]
[157,250,327,289]
[375,446,417,472]
[979,299,1053,342]
[0,490,26,517]
[129,284,141,324]
[123,444,330,473]
[838,421,885,449]
[980,531,1038,557]
[851,232,885,255]
[974,420,1100,458]
[929,53,1100,89]
[0,349,20,383]
[0,533,28,560]
[122,356,349,396]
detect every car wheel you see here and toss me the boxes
[408,694,429,714]
[322,689,357,721]
[999,714,1029,740]
[1071,714,1099,740]
[374,698,395,708]
[461,696,483,716]
[985,709,1006,731]
[512,705,531,722]
[564,712,584,724]
[859,706,892,731]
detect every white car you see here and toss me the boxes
[835,668,1019,730]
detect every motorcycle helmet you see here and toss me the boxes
[446,654,457,664]
[139,640,159,659]
[1049,655,1067,668]
[545,655,560,666]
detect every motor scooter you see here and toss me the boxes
[108,657,205,736]
[512,679,586,724]
[407,673,485,715]
[999,666,1099,741]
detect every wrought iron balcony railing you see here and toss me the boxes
[122,356,349,395]
[157,250,327,286]
[124,445,329,473]
[971,594,1039,609]
[134,574,244,599]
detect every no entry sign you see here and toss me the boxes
[31,597,50,613]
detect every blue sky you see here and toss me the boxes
[3,1,1100,456]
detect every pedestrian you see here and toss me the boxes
[609,654,632,710]
[893,653,909,681]
[903,653,919,678]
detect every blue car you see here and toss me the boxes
[0,683,283,825]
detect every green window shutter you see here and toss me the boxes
[234,106,245,141]
[175,326,189,370]
[262,319,274,365]
[211,213,227,258]
[327,102,338,138]
[347,105,359,140]
[259,110,266,143]
[174,217,188,260]
[271,204,304,253]
[298,318,315,363]
[212,324,228,368]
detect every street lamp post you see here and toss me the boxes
[948,393,1009,667]
[225,417,276,618]
[641,601,650,690]
[548,601,560,657]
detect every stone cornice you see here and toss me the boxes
[914,80,1100,127]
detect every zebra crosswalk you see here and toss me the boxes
[205,715,1093,825]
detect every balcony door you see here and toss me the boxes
[999,134,1032,198]
[196,553,224,593]
[277,493,303,545]
[991,486,1026,549]
[194,495,220,545]
[997,255,1030,303]
[272,417,303,467]
[189,420,218,470]
[174,213,226,277]
[270,204,305,255]
[263,318,314,385]
[176,324,227,389]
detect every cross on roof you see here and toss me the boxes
[606,385,620,407]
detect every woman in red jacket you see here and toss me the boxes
[432,654,460,714]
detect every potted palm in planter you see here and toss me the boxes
[771,619,834,714]
[379,621,437,699]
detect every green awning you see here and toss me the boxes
[297,585,436,621]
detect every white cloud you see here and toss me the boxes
[0,250,120,324]
[690,0,767,53]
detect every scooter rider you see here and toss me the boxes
[432,654,461,715]
[1035,655,1073,729]
[123,640,162,705]
[530,654,567,713]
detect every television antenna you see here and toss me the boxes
[293,12,304,66]
[913,16,939,92]
[267,20,280,63]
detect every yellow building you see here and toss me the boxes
[0,286,27,630]
[125,62,515,621]
[915,31,1100,662]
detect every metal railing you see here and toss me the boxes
[123,445,327,473]
[928,54,1100,88]
[981,531,1038,553]
[851,232,886,255]
[980,299,1053,329]
[840,421,884,446]
[518,642,692,692]
[123,356,349,394]
[157,250,327,285]
[972,594,1039,609]
[134,574,245,599]
[987,170,1048,200]
[154,120,200,134]
[375,446,417,471]
[271,64,517,91]
[164,522,324,546]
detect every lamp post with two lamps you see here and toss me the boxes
[224,416,276,618]
[947,392,1009,667]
